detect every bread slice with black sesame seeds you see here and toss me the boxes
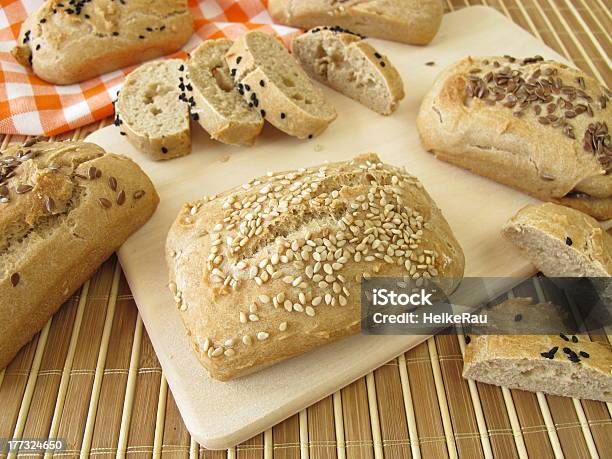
[463,303,612,402]
[188,39,264,146]
[292,27,404,115]
[502,203,612,277]
[116,59,191,161]
[225,31,337,140]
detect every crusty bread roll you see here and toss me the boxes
[268,0,443,45]
[503,202,612,277]
[116,59,191,161]
[0,141,159,369]
[166,153,465,380]
[225,31,337,139]
[417,56,612,220]
[291,27,405,115]
[188,39,264,146]
[11,0,193,85]
[463,300,612,403]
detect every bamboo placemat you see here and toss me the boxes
[1,1,611,458]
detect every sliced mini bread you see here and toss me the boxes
[116,59,191,161]
[188,39,264,146]
[225,31,337,139]
[463,309,612,403]
[502,202,612,277]
[291,27,405,115]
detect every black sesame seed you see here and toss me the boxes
[191,113,199,121]
[36,44,41,50]
[425,61,435,66]
[579,351,589,358]
[40,18,47,23]
[245,84,251,91]
[112,31,119,36]
[179,64,184,71]
[374,52,381,58]
[120,131,126,136]
[280,113,286,119]
[160,25,166,31]
[540,351,553,359]
[260,80,265,87]
[237,56,242,64]
[380,61,386,67]
[514,313,522,321]
[260,109,266,117]
[563,347,571,354]
[465,335,471,344]
[308,134,313,139]
[566,237,573,246]
[560,333,569,341]
[85,14,90,19]
[571,335,578,343]
[139,35,145,39]
[231,68,237,77]
[161,147,168,154]
[146,27,153,32]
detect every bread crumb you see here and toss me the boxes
[314,144,324,152]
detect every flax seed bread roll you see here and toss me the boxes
[166,153,465,381]
[291,27,405,115]
[268,0,443,45]
[116,59,191,161]
[188,39,264,146]
[0,140,158,369]
[11,0,193,85]
[417,56,612,220]
[503,203,612,277]
[225,31,337,139]
[463,302,612,402]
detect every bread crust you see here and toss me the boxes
[417,56,612,220]
[188,39,264,146]
[11,0,193,85]
[268,0,443,45]
[463,302,612,402]
[502,202,612,277]
[166,153,464,380]
[291,28,405,115]
[0,141,159,369]
[225,31,337,139]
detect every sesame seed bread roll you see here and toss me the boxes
[11,0,192,86]
[225,31,337,140]
[463,303,612,403]
[268,0,443,46]
[11,0,193,85]
[503,203,612,277]
[0,140,159,370]
[116,59,191,161]
[188,39,264,146]
[291,27,405,115]
[417,56,612,220]
[166,153,465,381]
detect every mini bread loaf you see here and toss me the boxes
[11,0,193,85]
[116,59,191,161]
[268,0,443,46]
[225,31,337,139]
[188,39,264,146]
[291,27,405,115]
[0,140,159,369]
[417,56,612,220]
[503,202,612,277]
[166,153,465,380]
[463,304,612,402]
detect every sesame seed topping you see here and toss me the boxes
[257,331,269,341]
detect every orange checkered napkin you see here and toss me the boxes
[0,0,299,136]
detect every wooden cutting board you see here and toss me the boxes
[87,5,565,449]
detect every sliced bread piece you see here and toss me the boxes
[225,31,337,139]
[116,59,191,161]
[188,39,264,146]
[502,202,612,277]
[463,314,612,403]
[291,27,404,115]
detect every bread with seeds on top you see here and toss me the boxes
[225,31,337,140]
[0,140,159,370]
[463,299,612,402]
[166,153,465,381]
[268,0,443,45]
[291,27,405,115]
[417,56,612,220]
[188,39,264,146]
[502,202,612,277]
[116,59,191,161]
[11,0,193,85]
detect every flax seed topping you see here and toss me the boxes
[464,55,611,172]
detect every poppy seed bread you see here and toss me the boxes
[291,27,405,115]
[11,0,193,85]
[0,140,159,369]
[116,59,191,161]
[417,56,612,220]
[166,153,465,380]
[268,0,443,46]
[188,39,264,146]
[225,31,337,140]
